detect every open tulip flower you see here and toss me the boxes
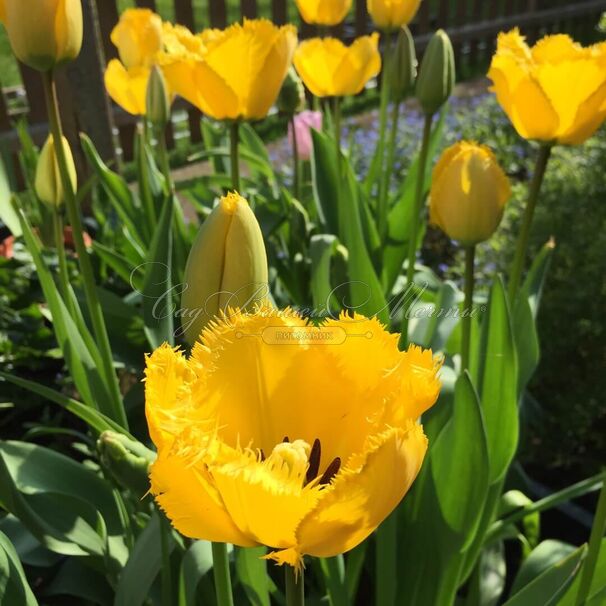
[367,0,422,31]
[294,34,381,97]
[145,308,441,570]
[161,19,297,121]
[488,29,606,145]
[105,8,167,115]
[295,0,352,26]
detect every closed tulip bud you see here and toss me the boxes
[0,0,83,72]
[146,65,170,127]
[416,29,455,116]
[97,432,157,496]
[181,192,269,344]
[429,141,511,246]
[277,67,305,116]
[35,135,77,208]
[390,26,417,102]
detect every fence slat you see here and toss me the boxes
[272,0,288,24]
[175,0,195,27]
[438,0,450,27]
[134,0,157,9]
[95,0,119,60]
[210,0,228,27]
[355,0,369,37]
[240,0,257,19]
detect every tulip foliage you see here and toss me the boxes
[1,2,606,606]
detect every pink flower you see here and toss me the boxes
[288,110,322,161]
[0,235,14,259]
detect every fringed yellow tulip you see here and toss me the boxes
[104,9,171,116]
[146,308,441,570]
[430,141,511,246]
[367,0,422,30]
[0,0,82,72]
[294,34,381,97]
[488,29,606,145]
[35,135,77,208]
[162,19,297,121]
[295,0,352,26]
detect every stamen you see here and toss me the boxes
[319,457,341,486]
[305,438,321,485]
[283,436,290,443]
[259,449,266,462]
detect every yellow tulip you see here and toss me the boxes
[367,0,422,30]
[104,10,173,117]
[162,19,297,121]
[35,134,77,208]
[146,308,441,569]
[488,29,606,145]
[429,141,511,246]
[295,0,352,26]
[110,8,163,69]
[0,0,82,72]
[180,192,269,345]
[294,34,381,97]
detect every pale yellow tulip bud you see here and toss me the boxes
[146,65,170,126]
[416,29,455,116]
[180,192,269,344]
[429,142,511,246]
[1,0,83,72]
[35,135,77,208]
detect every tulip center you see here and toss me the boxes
[263,437,342,488]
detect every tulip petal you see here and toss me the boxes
[55,0,83,62]
[560,78,606,145]
[150,446,256,546]
[104,59,149,116]
[334,34,381,96]
[509,76,559,141]
[289,424,427,558]
[295,0,352,26]
[294,38,347,97]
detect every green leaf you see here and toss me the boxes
[477,542,506,606]
[115,513,176,606]
[178,541,214,606]
[431,371,489,546]
[239,123,276,185]
[309,234,345,314]
[236,546,272,606]
[511,540,577,596]
[44,557,113,606]
[310,128,339,234]
[559,538,606,606]
[142,194,174,348]
[93,241,144,290]
[503,545,586,606]
[0,156,21,236]
[0,371,133,438]
[0,515,61,568]
[0,530,38,606]
[475,276,519,483]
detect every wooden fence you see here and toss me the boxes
[1,0,605,186]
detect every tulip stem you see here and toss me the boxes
[399,113,434,348]
[42,70,127,429]
[291,116,301,200]
[285,565,305,606]
[156,127,173,193]
[376,31,392,233]
[51,209,73,314]
[507,143,552,304]
[461,245,476,372]
[575,471,606,606]
[379,99,401,242]
[211,542,234,606]
[230,121,241,191]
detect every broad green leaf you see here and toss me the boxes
[559,538,606,606]
[93,241,144,290]
[511,540,576,596]
[239,123,276,185]
[115,513,176,606]
[0,530,38,606]
[318,555,348,606]
[477,542,506,606]
[142,194,174,348]
[431,371,489,546]
[504,545,586,606]
[309,234,345,314]
[236,546,273,606]
[178,541,214,606]
[0,156,21,236]
[476,276,519,483]
[310,128,339,233]
[0,515,61,568]
[44,557,112,606]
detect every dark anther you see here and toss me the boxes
[283,436,290,443]
[259,449,266,462]
[305,439,321,485]
[319,457,341,486]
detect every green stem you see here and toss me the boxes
[575,472,606,606]
[376,31,392,222]
[156,126,173,193]
[285,565,305,606]
[230,121,240,191]
[42,70,127,429]
[507,144,552,303]
[211,542,234,606]
[379,100,401,241]
[160,514,172,606]
[376,512,398,606]
[52,209,72,309]
[399,113,434,348]
[291,116,301,200]
[461,245,476,372]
